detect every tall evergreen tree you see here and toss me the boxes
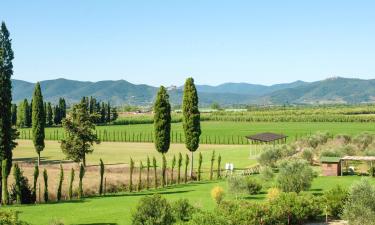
[57,164,64,201]
[53,105,60,125]
[59,98,66,120]
[46,102,53,127]
[182,78,201,177]
[106,102,111,123]
[27,99,32,127]
[111,107,118,122]
[100,102,106,123]
[43,168,48,202]
[32,82,45,166]
[99,159,104,195]
[32,164,39,202]
[153,86,171,187]
[0,22,18,200]
[60,99,100,166]
[17,101,26,127]
[11,104,16,126]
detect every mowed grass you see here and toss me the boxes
[7,176,375,225]
[18,121,375,144]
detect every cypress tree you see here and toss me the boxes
[57,164,64,201]
[100,102,106,123]
[217,154,222,179]
[153,86,171,187]
[210,151,215,180]
[198,152,203,181]
[184,154,189,183]
[0,23,18,200]
[68,168,74,200]
[59,98,66,120]
[146,156,150,189]
[129,157,134,192]
[177,152,182,184]
[162,154,167,187]
[24,99,31,127]
[137,161,143,192]
[171,155,176,185]
[46,102,53,127]
[53,105,60,125]
[11,104,17,126]
[106,102,111,123]
[17,101,26,127]
[78,163,85,199]
[111,107,118,122]
[32,164,39,202]
[99,159,104,195]
[32,82,45,166]
[182,78,201,177]
[13,163,22,204]
[43,168,48,202]
[1,159,7,205]
[152,156,157,189]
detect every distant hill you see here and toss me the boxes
[11,77,375,106]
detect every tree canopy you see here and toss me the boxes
[153,86,171,154]
[32,82,45,165]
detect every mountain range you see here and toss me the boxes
[11,77,375,106]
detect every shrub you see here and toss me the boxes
[266,187,281,202]
[307,131,331,148]
[43,169,48,202]
[353,132,374,149]
[172,199,195,222]
[0,211,29,225]
[197,152,202,181]
[217,154,222,179]
[129,157,134,192]
[210,151,215,180]
[277,159,315,193]
[211,186,225,204]
[260,166,274,182]
[68,168,74,200]
[302,148,314,165]
[323,185,348,219]
[78,164,85,199]
[342,178,375,225]
[217,200,268,225]
[10,164,33,204]
[183,211,228,225]
[131,194,175,225]
[245,178,262,195]
[57,164,64,201]
[257,146,282,167]
[99,159,104,195]
[227,176,247,197]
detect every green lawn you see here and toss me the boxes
[17,121,375,144]
[6,176,375,225]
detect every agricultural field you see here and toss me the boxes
[17,121,375,144]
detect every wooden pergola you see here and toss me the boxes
[245,132,287,157]
[340,156,375,176]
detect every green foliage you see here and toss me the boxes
[257,145,297,167]
[184,154,189,183]
[153,86,171,154]
[162,154,167,187]
[153,156,157,188]
[99,159,104,195]
[302,148,314,165]
[32,82,45,165]
[146,156,150,189]
[342,178,375,225]
[323,185,348,218]
[11,104,17,126]
[184,211,228,225]
[277,159,315,193]
[177,153,182,184]
[197,152,202,181]
[228,176,262,196]
[10,164,33,204]
[68,168,74,200]
[131,194,175,225]
[57,164,64,201]
[60,100,100,166]
[245,178,262,195]
[129,157,134,192]
[43,169,48,202]
[32,164,39,202]
[137,161,143,192]
[46,102,53,127]
[2,159,8,205]
[171,155,176,184]
[260,166,274,182]
[210,150,215,180]
[0,211,29,225]
[172,199,195,222]
[307,131,331,148]
[78,164,85,199]
[217,154,222,179]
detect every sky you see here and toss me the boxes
[1,0,375,86]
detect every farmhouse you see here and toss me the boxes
[321,156,375,176]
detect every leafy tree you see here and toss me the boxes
[131,194,175,225]
[129,157,134,192]
[68,168,74,200]
[57,164,64,201]
[177,153,182,184]
[182,78,201,177]
[153,86,171,187]
[17,100,28,127]
[32,82,45,166]
[60,99,100,166]
[99,159,104,195]
[46,102,53,127]
[32,164,39,202]
[210,151,215,180]
[153,156,157,188]
[184,154,189,183]
[343,178,375,225]
[146,156,150,189]
[0,23,18,200]
[277,159,315,193]
[78,164,85,199]
[171,155,176,184]
[137,161,143,192]
[13,164,21,204]
[43,169,48,202]
[197,152,202,181]
[11,104,16,126]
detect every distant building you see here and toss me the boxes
[320,157,341,176]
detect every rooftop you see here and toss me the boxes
[245,132,287,142]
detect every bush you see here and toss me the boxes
[342,178,375,225]
[227,176,247,196]
[211,186,225,204]
[302,148,314,165]
[183,211,228,225]
[245,178,262,195]
[259,166,274,182]
[10,164,33,204]
[257,146,282,167]
[217,200,268,225]
[277,159,315,193]
[266,187,281,202]
[323,185,348,219]
[132,194,175,225]
[172,199,195,222]
[0,211,29,225]
[307,131,331,148]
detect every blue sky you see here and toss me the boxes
[1,0,375,86]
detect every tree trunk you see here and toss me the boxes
[190,151,194,177]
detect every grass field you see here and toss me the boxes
[6,176,375,225]
[18,121,375,144]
